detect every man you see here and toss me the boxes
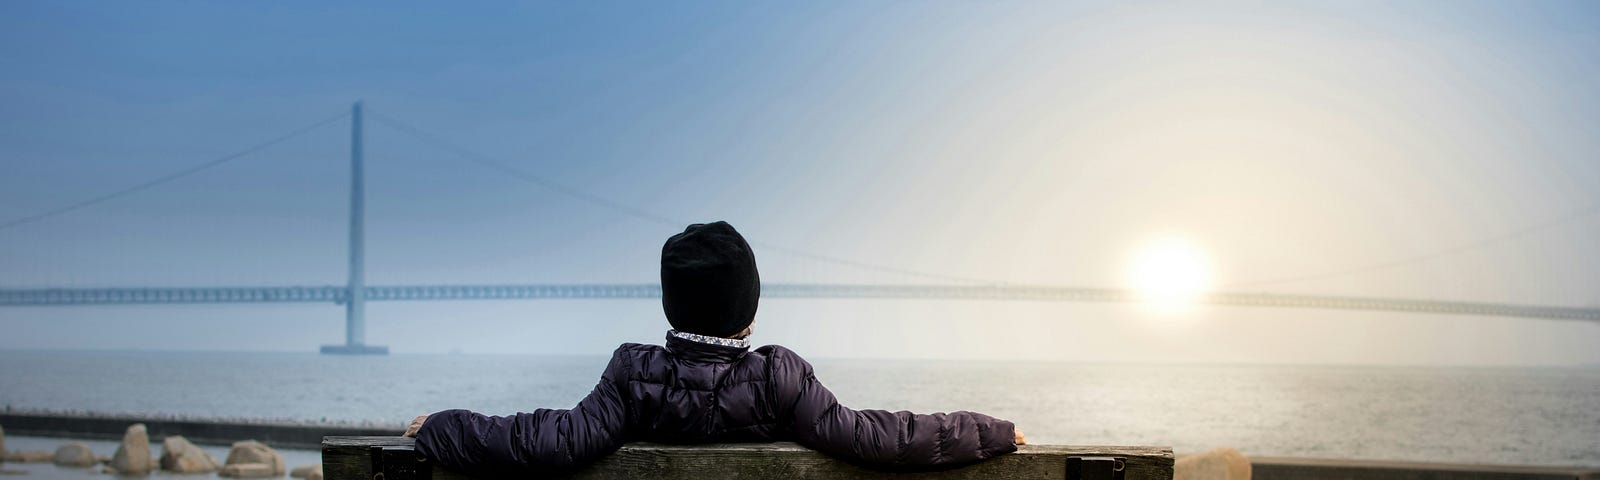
[405,221,1024,476]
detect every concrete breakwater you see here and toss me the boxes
[0,412,397,450]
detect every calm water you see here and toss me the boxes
[1,351,1597,468]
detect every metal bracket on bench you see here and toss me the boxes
[370,446,431,480]
[1067,456,1126,480]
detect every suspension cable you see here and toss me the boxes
[0,111,350,232]
[366,109,994,285]
[1226,202,1600,288]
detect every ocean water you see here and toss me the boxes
[1,350,1597,468]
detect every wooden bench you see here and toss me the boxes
[323,436,1173,480]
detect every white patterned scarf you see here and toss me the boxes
[668,329,750,349]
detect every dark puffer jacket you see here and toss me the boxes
[414,334,1018,476]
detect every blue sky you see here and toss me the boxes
[2,1,1598,364]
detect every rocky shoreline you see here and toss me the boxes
[0,411,396,451]
[1,423,322,479]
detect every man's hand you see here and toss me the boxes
[1015,427,1027,445]
[403,414,429,438]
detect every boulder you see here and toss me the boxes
[111,423,153,474]
[224,441,284,476]
[307,467,323,480]
[219,463,277,478]
[289,464,322,479]
[159,436,219,473]
[54,442,97,467]
[7,451,54,463]
[1175,446,1252,480]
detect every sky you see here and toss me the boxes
[1,1,1598,365]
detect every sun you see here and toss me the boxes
[1126,237,1215,313]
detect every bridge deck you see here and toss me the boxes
[2,283,1597,322]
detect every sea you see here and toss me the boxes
[1,350,1597,478]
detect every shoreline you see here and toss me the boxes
[5,411,1599,480]
[1,434,321,480]
[0,411,396,451]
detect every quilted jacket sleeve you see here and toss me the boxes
[769,347,1018,471]
[413,347,630,476]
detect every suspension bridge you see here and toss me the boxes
[3,102,1596,354]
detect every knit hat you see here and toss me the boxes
[660,221,760,338]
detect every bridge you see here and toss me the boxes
[4,284,1599,323]
[3,102,1596,354]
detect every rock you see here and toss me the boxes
[1175,446,1252,480]
[224,440,284,476]
[96,456,112,465]
[111,423,152,474]
[219,463,277,478]
[307,468,322,480]
[289,464,321,478]
[7,451,54,463]
[0,423,6,459]
[54,442,97,467]
[159,435,220,473]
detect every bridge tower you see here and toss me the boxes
[321,101,388,355]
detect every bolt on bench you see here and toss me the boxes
[323,436,1173,480]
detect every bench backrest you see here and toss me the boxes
[322,436,1174,480]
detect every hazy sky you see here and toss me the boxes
[2,1,1597,364]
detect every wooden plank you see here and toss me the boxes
[1251,456,1600,480]
[323,436,1174,480]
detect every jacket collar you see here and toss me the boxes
[664,330,749,363]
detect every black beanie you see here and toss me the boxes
[660,221,760,338]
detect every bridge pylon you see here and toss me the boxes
[321,101,388,355]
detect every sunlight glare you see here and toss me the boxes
[1127,237,1215,313]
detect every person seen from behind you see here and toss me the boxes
[403,221,1025,475]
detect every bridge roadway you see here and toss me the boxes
[2,283,1597,322]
